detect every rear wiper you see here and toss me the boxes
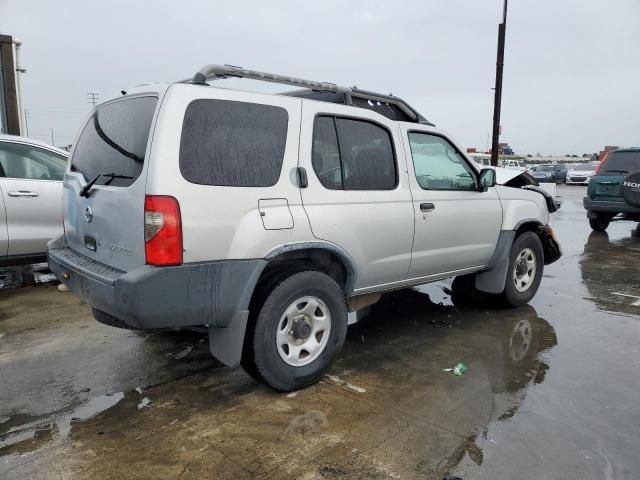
[602,169,629,174]
[79,173,134,197]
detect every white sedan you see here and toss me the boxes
[566,163,599,185]
[0,135,68,266]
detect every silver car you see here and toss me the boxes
[0,135,68,266]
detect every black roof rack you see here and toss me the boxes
[184,64,434,126]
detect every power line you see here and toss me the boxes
[87,92,100,108]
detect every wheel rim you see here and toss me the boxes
[513,248,537,293]
[276,296,332,367]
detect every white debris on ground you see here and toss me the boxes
[325,375,367,393]
[173,346,193,360]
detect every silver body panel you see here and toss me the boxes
[0,136,68,259]
[58,82,550,295]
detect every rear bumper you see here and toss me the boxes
[583,197,640,215]
[47,236,266,330]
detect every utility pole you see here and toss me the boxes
[87,92,100,108]
[50,128,55,146]
[491,0,508,167]
[24,108,30,137]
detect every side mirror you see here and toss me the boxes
[478,168,496,191]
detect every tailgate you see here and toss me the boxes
[63,95,158,272]
[588,174,624,202]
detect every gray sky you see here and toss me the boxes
[1,0,639,154]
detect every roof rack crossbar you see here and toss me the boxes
[184,64,427,123]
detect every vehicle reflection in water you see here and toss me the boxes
[580,226,640,314]
[1,288,557,479]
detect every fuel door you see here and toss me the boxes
[258,198,294,230]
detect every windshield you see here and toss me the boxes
[602,151,640,173]
[538,165,555,171]
[575,164,598,172]
[71,96,157,187]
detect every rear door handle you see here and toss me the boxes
[8,190,39,197]
[420,202,435,212]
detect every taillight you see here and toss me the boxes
[144,195,182,266]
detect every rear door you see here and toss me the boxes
[402,129,502,278]
[298,102,414,290]
[0,141,66,256]
[63,95,158,271]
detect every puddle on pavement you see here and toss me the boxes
[1,286,558,479]
[580,227,640,315]
[0,392,125,455]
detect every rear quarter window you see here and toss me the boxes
[71,96,157,187]
[179,99,289,187]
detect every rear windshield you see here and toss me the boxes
[602,151,640,173]
[179,99,288,187]
[71,96,157,187]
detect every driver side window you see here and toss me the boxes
[408,132,477,191]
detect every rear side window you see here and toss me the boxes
[311,116,396,190]
[602,151,640,173]
[71,96,157,187]
[179,99,289,187]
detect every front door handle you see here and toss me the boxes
[8,190,39,197]
[420,202,435,212]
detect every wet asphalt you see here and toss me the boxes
[1,185,639,479]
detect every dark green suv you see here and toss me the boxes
[584,148,640,231]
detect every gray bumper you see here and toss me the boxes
[48,239,266,331]
[583,197,640,215]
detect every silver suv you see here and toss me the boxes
[48,65,561,391]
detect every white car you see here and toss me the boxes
[49,64,561,391]
[0,135,68,266]
[500,159,526,171]
[566,163,598,185]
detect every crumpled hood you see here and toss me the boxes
[493,166,533,185]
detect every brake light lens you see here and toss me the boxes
[144,195,182,266]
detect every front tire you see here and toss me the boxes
[499,232,544,307]
[249,271,348,391]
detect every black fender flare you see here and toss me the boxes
[264,241,358,296]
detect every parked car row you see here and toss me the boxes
[0,135,67,266]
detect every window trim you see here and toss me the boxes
[312,113,399,191]
[178,98,290,188]
[0,141,68,182]
[406,130,480,192]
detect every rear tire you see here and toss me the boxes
[498,232,544,308]
[249,271,347,391]
[589,214,610,232]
